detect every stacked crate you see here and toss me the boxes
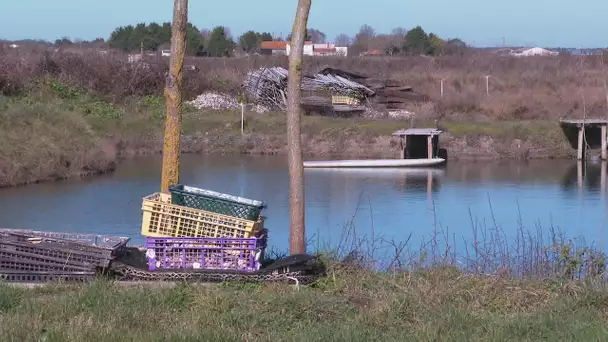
[0,229,129,283]
[141,185,267,272]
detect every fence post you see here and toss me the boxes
[484,75,490,97]
[241,103,245,135]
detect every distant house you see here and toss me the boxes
[312,43,348,57]
[261,41,348,57]
[509,47,558,57]
[260,41,288,56]
[565,48,605,56]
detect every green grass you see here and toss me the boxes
[0,78,571,186]
[0,268,607,341]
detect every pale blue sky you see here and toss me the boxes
[1,0,607,47]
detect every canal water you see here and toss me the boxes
[0,155,606,257]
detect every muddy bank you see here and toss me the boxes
[117,131,577,160]
[0,130,578,189]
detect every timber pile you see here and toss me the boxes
[360,78,430,110]
[243,66,429,114]
[243,67,374,110]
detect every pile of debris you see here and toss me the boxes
[187,92,270,113]
[243,66,429,117]
[187,92,240,110]
[244,67,374,111]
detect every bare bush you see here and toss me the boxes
[1,50,607,120]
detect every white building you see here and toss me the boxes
[286,42,348,57]
[509,47,558,57]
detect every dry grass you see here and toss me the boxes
[2,49,608,122]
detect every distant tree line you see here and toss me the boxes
[50,23,470,57]
[107,22,205,55]
[344,25,468,56]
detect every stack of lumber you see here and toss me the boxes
[361,78,430,110]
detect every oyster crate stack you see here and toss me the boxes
[0,229,130,283]
[141,185,268,272]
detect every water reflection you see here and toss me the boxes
[305,167,443,201]
[0,156,605,252]
[561,161,607,194]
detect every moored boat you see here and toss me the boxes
[304,128,447,169]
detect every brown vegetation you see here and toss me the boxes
[2,49,608,122]
[0,49,599,187]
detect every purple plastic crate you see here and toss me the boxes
[145,235,266,272]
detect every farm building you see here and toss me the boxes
[261,41,347,57]
[509,47,558,57]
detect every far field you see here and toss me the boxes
[0,50,604,187]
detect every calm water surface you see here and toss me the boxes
[0,155,605,254]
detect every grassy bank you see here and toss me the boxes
[1,268,607,341]
[0,77,577,187]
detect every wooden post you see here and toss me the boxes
[484,75,490,97]
[601,161,606,194]
[577,161,583,192]
[240,103,245,135]
[160,0,188,193]
[577,125,585,160]
[427,135,433,159]
[427,170,432,201]
[601,124,607,160]
[400,136,406,159]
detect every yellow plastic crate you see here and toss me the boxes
[332,95,361,105]
[141,193,263,238]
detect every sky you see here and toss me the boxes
[1,0,608,48]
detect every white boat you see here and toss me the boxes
[305,167,445,177]
[304,127,447,169]
[304,158,445,168]
[303,158,445,168]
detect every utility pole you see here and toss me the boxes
[286,0,312,255]
[160,0,188,193]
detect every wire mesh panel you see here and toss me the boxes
[0,249,94,272]
[0,229,130,268]
[0,271,95,283]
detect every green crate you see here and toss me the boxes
[168,185,266,221]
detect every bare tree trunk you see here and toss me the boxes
[160,0,188,193]
[287,0,312,255]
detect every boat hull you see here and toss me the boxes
[303,158,446,168]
